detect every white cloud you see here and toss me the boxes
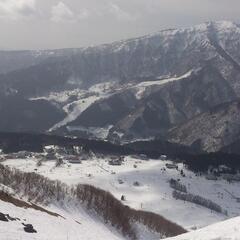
[51,2,75,22]
[0,0,36,20]
[51,1,90,23]
[107,3,136,22]
[78,8,90,20]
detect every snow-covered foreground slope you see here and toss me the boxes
[3,157,240,231]
[0,160,186,240]
[0,195,123,240]
[166,216,240,240]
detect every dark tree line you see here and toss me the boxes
[172,190,226,215]
[179,152,240,173]
[169,179,187,193]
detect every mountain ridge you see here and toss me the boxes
[0,20,240,152]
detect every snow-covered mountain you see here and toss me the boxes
[166,216,240,240]
[0,21,240,151]
[2,21,240,94]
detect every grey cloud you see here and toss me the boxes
[0,0,37,20]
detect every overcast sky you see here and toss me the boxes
[0,0,239,50]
